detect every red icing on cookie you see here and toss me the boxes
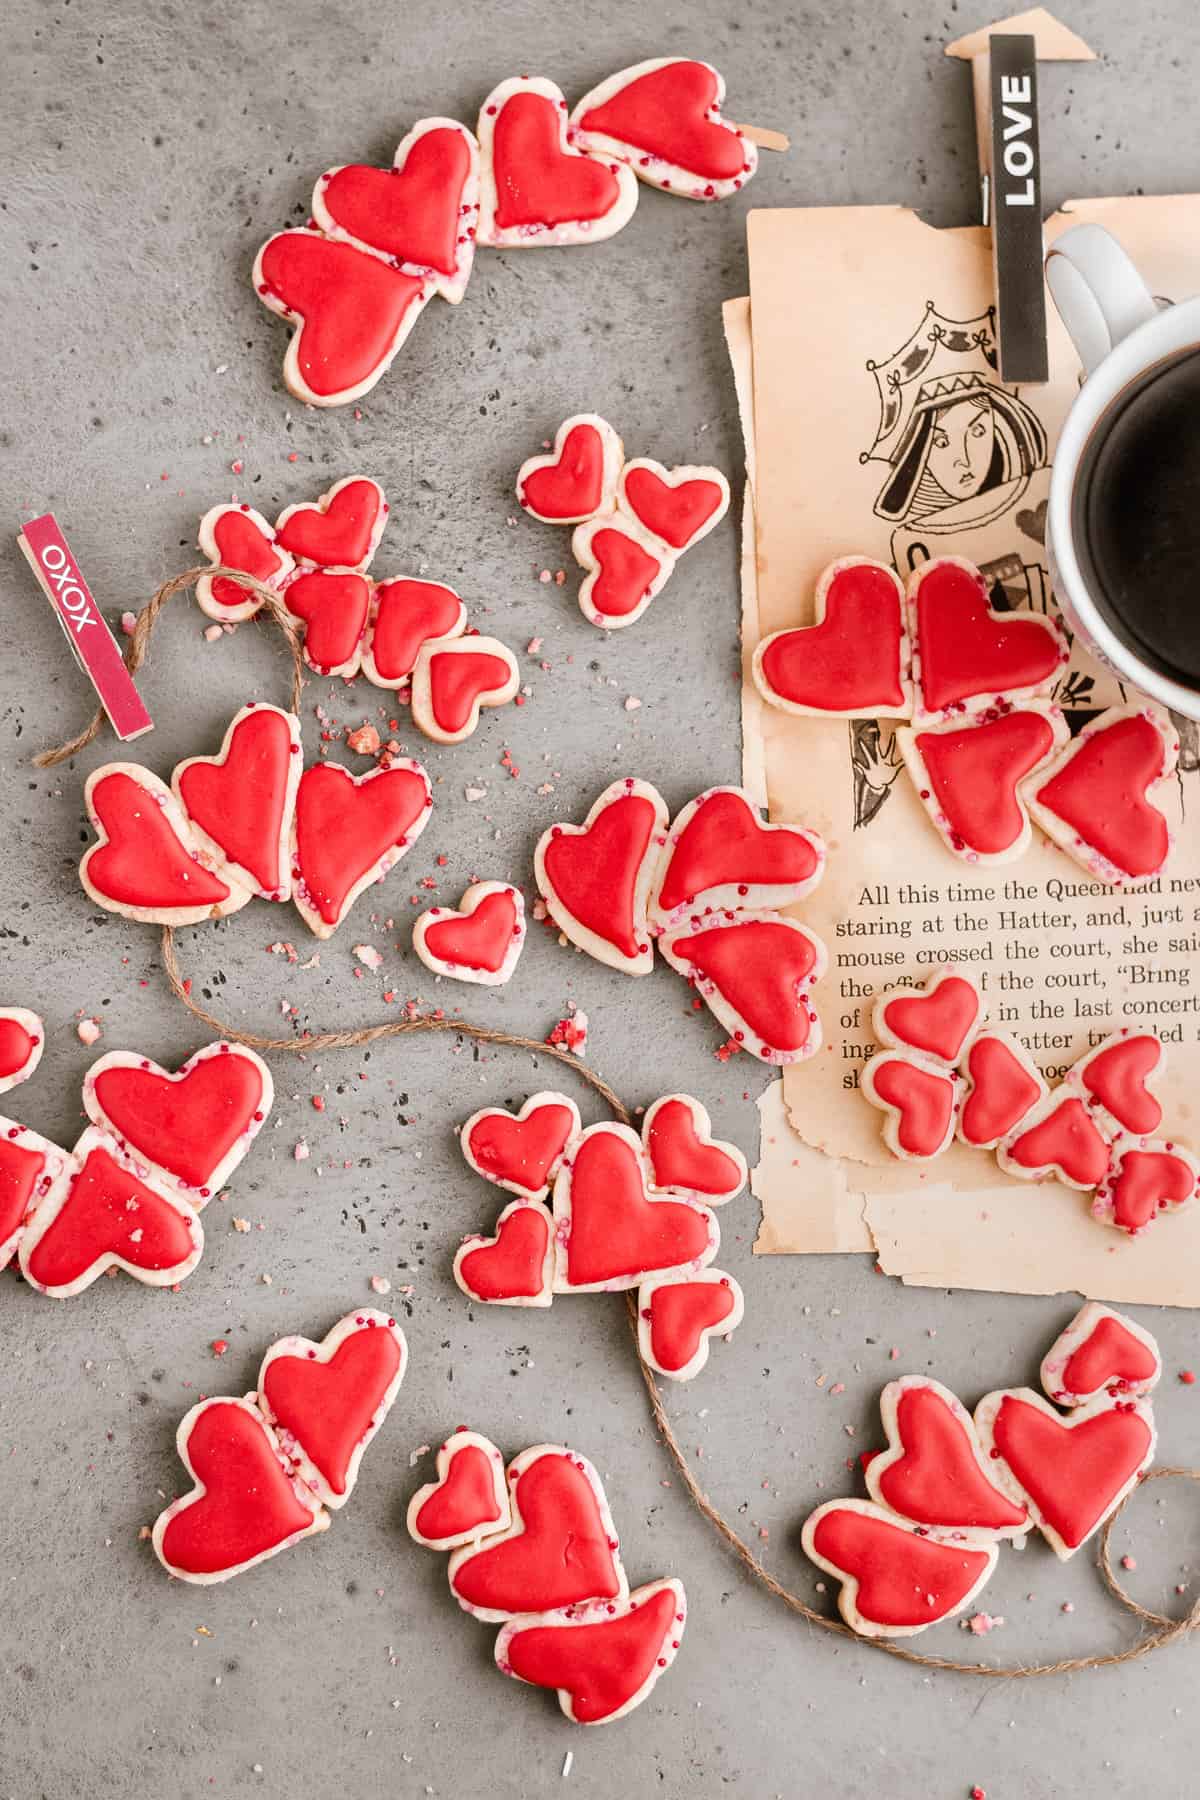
[1033,711,1173,881]
[579,525,663,619]
[655,787,821,915]
[259,1324,403,1500]
[755,559,908,715]
[90,1051,264,1192]
[23,1143,197,1291]
[158,1400,319,1578]
[520,422,608,520]
[207,508,286,611]
[665,917,821,1055]
[285,569,370,674]
[292,762,430,931]
[874,1384,1027,1533]
[275,478,385,568]
[255,232,427,403]
[456,1202,554,1303]
[319,129,473,278]
[808,1503,995,1630]
[1062,1315,1161,1399]
[368,579,464,682]
[540,789,660,963]
[910,708,1058,855]
[620,465,724,550]
[1004,1096,1110,1187]
[0,1018,38,1085]
[1106,1147,1198,1233]
[646,1276,737,1372]
[867,1057,956,1158]
[421,889,520,974]
[491,90,625,231]
[84,771,232,913]
[426,648,515,734]
[988,1393,1153,1552]
[558,1127,714,1289]
[413,1442,504,1543]
[879,975,981,1063]
[643,1097,743,1199]
[576,60,747,183]
[912,559,1065,713]
[450,1450,622,1616]
[0,1134,46,1257]
[463,1099,578,1196]
[175,706,296,896]
[1079,1034,1163,1135]
[497,1582,684,1725]
[959,1034,1042,1148]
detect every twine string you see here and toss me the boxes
[37,564,1200,1677]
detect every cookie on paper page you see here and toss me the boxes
[647,785,825,926]
[517,414,624,524]
[1063,1027,1165,1138]
[534,777,668,976]
[908,555,1068,724]
[453,1199,556,1308]
[312,119,479,305]
[997,1090,1111,1191]
[255,1310,407,1510]
[196,502,294,623]
[636,1268,744,1381]
[475,77,639,250]
[571,514,676,630]
[864,1375,1030,1542]
[494,1578,687,1726]
[659,909,827,1065]
[290,759,433,939]
[616,457,730,553]
[1092,1136,1200,1235]
[407,1430,512,1551]
[0,1117,67,1272]
[870,968,983,1066]
[801,1498,999,1639]
[1024,703,1178,887]
[410,635,519,745]
[459,1091,581,1200]
[274,475,388,572]
[80,765,252,927]
[1040,1301,1162,1409]
[569,56,758,200]
[752,557,911,720]
[899,703,1068,866]
[413,881,526,986]
[172,704,303,903]
[955,1030,1046,1151]
[0,1007,44,1097]
[860,1051,958,1161]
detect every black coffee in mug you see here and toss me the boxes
[1072,344,1200,686]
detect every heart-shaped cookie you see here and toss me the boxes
[413,881,526,986]
[753,557,911,718]
[974,1388,1156,1560]
[900,703,1067,863]
[494,1578,687,1724]
[81,765,249,926]
[0,1007,44,1096]
[253,229,429,407]
[1025,705,1177,885]
[460,1092,581,1199]
[956,1030,1045,1150]
[637,1269,744,1381]
[283,568,371,678]
[1040,1302,1162,1408]
[313,119,479,304]
[517,414,624,524]
[0,1119,65,1270]
[19,1127,204,1297]
[256,1310,407,1509]
[290,759,432,938]
[173,704,302,901]
[196,503,293,622]
[649,785,825,922]
[552,1123,718,1293]
[1094,1138,1200,1235]
[641,1094,746,1203]
[476,77,639,249]
[1067,1029,1164,1136]
[447,1444,627,1622]
[861,1051,958,1160]
[872,969,983,1064]
[153,1396,328,1584]
[998,1092,1111,1190]
[801,1498,998,1639]
[866,1376,1029,1540]
[362,578,466,687]
[410,635,519,744]
[274,475,388,572]
[453,1199,556,1308]
[83,1041,273,1202]
[571,515,676,629]
[535,777,668,975]
[570,55,757,199]
[659,910,827,1064]
[407,1430,511,1550]
[616,458,730,552]
[909,556,1068,720]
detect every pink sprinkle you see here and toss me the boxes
[346,723,382,756]
[310,1095,325,1113]
[1121,1555,1137,1571]
[120,611,138,636]
[354,944,384,971]
[1061,1601,1074,1614]
[231,459,244,475]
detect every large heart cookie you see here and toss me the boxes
[275,475,388,572]
[659,911,827,1064]
[494,1578,687,1725]
[900,704,1066,863]
[570,55,757,199]
[1025,704,1177,886]
[535,778,668,975]
[517,414,624,524]
[909,556,1068,720]
[753,557,911,718]
[865,1376,1029,1540]
[801,1498,998,1639]
[290,759,432,938]
[172,704,302,902]
[649,786,825,923]
[81,765,250,926]
[407,1429,511,1550]
[475,77,639,249]
[636,1269,744,1382]
[552,1123,718,1293]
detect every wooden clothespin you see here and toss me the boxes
[946,8,1096,384]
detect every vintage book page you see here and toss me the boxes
[736,196,1200,1303]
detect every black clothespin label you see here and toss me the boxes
[989,33,1048,384]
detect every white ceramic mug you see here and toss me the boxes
[1046,221,1200,719]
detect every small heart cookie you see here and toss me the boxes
[998,1091,1112,1190]
[872,969,983,1065]
[275,475,388,572]
[517,414,624,524]
[571,515,676,629]
[284,568,372,678]
[1065,1028,1164,1137]
[361,578,466,688]
[636,1268,744,1381]
[649,785,824,924]
[616,458,730,552]
[494,1578,687,1725]
[1093,1137,1200,1235]
[570,56,757,200]
[753,557,911,719]
[413,881,526,986]
[535,777,668,975]
[475,77,639,249]
[196,503,294,622]
[659,910,827,1064]
[955,1030,1046,1150]
[861,1051,958,1160]
[453,1199,556,1308]
[0,1008,44,1096]
[81,765,250,926]
[865,1376,1029,1541]
[641,1094,746,1204]
[801,1498,998,1639]
[407,1429,511,1550]
[1040,1301,1162,1408]
[900,703,1067,864]
[410,635,519,744]
[459,1092,581,1199]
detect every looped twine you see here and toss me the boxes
[34,562,1200,1679]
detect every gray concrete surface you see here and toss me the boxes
[3,3,1200,1795]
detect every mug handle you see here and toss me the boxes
[1045,224,1159,376]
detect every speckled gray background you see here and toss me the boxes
[3,3,1200,1796]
